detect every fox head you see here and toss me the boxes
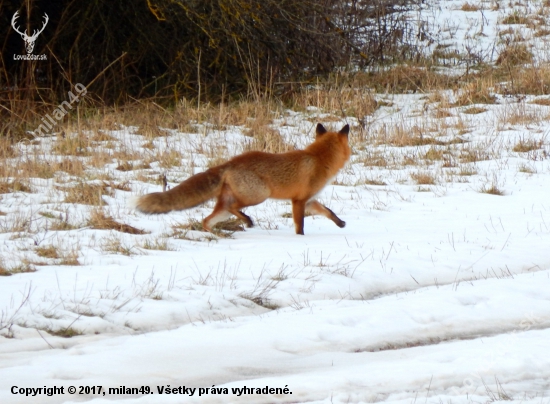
[315,123,350,145]
[309,123,351,170]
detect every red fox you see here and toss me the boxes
[133,123,350,235]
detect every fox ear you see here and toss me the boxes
[339,124,350,136]
[315,123,328,137]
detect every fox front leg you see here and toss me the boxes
[291,199,307,235]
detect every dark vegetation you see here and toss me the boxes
[1,0,427,137]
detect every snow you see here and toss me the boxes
[2,0,550,402]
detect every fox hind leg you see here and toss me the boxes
[203,206,253,232]
[203,183,256,231]
[306,200,346,228]
[202,184,234,231]
[229,208,254,228]
[224,171,272,228]
[202,202,232,232]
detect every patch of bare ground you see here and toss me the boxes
[500,11,531,25]
[63,183,112,206]
[170,218,242,241]
[513,139,542,152]
[0,261,36,276]
[460,2,480,11]
[0,180,32,194]
[52,134,92,156]
[33,245,80,266]
[0,138,17,159]
[463,106,488,114]
[480,183,505,195]
[496,44,534,67]
[354,66,458,93]
[411,172,437,185]
[88,209,148,235]
[453,79,497,106]
[17,158,86,179]
[291,78,378,120]
[530,98,550,106]
[243,127,293,153]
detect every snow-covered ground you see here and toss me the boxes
[2,0,550,403]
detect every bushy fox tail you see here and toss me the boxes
[132,167,224,214]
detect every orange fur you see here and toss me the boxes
[133,123,351,235]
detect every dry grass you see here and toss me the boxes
[357,66,457,93]
[44,326,82,338]
[291,81,378,119]
[54,159,86,176]
[411,172,437,185]
[0,138,17,159]
[502,107,541,126]
[105,181,132,192]
[12,262,37,274]
[214,218,245,233]
[463,106,488,114]
[496,44,534,66]
[534,27,550,37]
[82,149,116,170]
[0,259,12,276]
[58,250,80,266]
[177,217,244,236]
[139,237,174,251]
[454,79,497,106]
[34,245,80,266]
[116,161,151,171]
[0,180,32,194]
[480,184,505,195]
[459,147,491,163]
[530,98,550,106]
[461,2,480,11]
[88,209,148,234]
[500,11,531,25]
[35,246,60,259]
[0,211,33,234]
[512,139,542,152]
[375,123,445,147]
[504,65,550,95]
[15,160,56,179]
[432,48,462,63]
[243,127,294,153]
[52,134,91,156]
[170,218,241,241]
[0,260,36,276]
[433,108,454,119]
[153,149,183,169]
[457,166,478,176]
[101,234,143,256]
[91,130,117,143]
[518,163,537,173]
[63,183,113,205]
[48,217,79,231]
[17,158,86,179]
[138,122,168,138]
[359,151,389,167]
[363,179,387,186]
[424,147,446,161]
